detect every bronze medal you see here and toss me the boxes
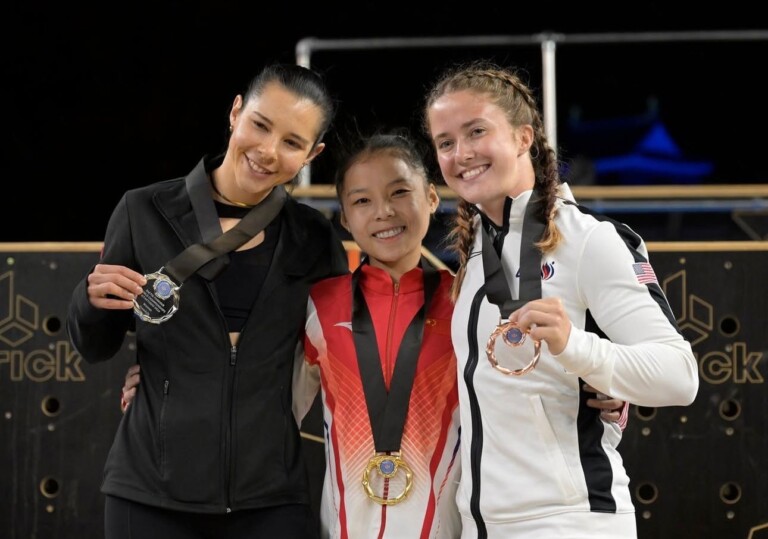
[480,192,547,376]
[486,320,541,375]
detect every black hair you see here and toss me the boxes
[333,127,432,201]
[244,63,336,147]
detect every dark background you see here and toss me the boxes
[5,2,767,242]
[3,6,767,539]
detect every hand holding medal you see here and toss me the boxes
[479,192,552,376]
[486,297,571,375]
[131,185,287,325]
[133,268,181,324]
[486,319,541,375]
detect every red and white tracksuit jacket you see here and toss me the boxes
[294,264,461,539]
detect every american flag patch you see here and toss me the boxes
[632,262,658,285]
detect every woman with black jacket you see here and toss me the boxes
[66,63,348,539]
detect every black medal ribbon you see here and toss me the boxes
[185,163,228,281]
[134,166,287,325]
[481,191,547,318]
[352,257,440,453]
[162,184,287,286]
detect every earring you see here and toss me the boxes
[229,125,233,133]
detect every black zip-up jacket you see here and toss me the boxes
[67,157,348,513]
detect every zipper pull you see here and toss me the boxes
[230,345,237,366]
[163,379,170,395]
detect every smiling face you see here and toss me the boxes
[339,150,439,281]
[217,81,326,205]
[427,89,534,224]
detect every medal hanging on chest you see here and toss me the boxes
[352,258,439,505]
[133,183,286,324]
[481,192,547,375]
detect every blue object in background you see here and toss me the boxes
[593,121,714,184]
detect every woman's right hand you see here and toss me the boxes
[87,264,146,310]
[507,297,572,356]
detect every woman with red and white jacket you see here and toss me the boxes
[293,131,461,539]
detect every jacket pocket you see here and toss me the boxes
[528,394,581,503]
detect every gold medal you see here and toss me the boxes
[362,452,413,505]
[486,320,541,375]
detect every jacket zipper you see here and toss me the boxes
[384,282,400,386]
[159,379,170,477]
[380,281,401,506]
[225,343,238,513]
[163,209,236,514]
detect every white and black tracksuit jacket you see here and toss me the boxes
[451,186,698,538]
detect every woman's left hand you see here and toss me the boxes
[584,384,625,423]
